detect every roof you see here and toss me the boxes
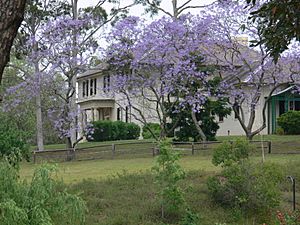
[272,85,296,97]
[77,63,109,79]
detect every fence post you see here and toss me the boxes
[268,141,272,154]
[192,143,195,155]
[112,144,115,159]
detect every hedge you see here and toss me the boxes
[277,111,300,135]
[142,123,161,139]
[91,120,140,141]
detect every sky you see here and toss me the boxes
[77,0,216,20]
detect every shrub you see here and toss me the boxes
[0,162,86,225]
[275,126,285,135]
[126,122,140,139]
[277,111,300,135]
[0,121,30,167]
[142,123,161,139]
[91,120,112,141]
[91,120,140,141]
[212,139,254,167]
[207,140,283,216]
[152,141,186,218]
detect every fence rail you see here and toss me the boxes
[32,140,272,163]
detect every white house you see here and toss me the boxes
[77,51,299,138]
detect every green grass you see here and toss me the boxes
[20,153,300,184]
[21,135,300,225]
[31,139,156,150]
[217,134,300,153]
[69,160,300,225]
[20,146,300,225]
[70,171,246,225]
[20,155,215,183]
[217,134,300,142]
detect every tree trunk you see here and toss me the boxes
[35,92,44,151]
[0,0,26,84]
[191,111,207,142]
[69,0,78,146]
[247,133,254,140]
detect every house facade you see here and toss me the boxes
[77,65,298,137]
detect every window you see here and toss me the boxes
[94,78,97,95]
[90,79,94,95]
[125,106,129,123]
[82,81,86,97]
[85,80,89,97]
[103,75,110,93]
[219,115,224,122]
[117,107,122,121]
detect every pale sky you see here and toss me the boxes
[77,0,216,20]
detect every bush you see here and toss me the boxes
[275,126,285,135]
[212,139,254,167]
[0,121,30,167]
[0,162,86,225]
[142,123,161,139]
[152,141,186,218]
[277,111,300,135]
[91,120,140,142]
[126,123,141,139]
[207,140,283,216]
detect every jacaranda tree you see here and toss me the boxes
[106,15,214,139]
[201,1,300,139]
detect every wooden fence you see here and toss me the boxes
[32,140,272,163]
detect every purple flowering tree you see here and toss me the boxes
[106,15,212,139]
[5,0,73,151]
[37,15,99,149]
[202,2,300,139]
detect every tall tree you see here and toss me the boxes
[202,2,300,139]
[106,15,213,140]
[246,0,300,62]
[0,0,26,85]
[8,0,71,151]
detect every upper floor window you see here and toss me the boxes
[83,81,86,97]
[82,78,97,97]
[103,75,110,93]
[90,79,94,96]
[117,107,122,121]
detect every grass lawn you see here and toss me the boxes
[20,153,300,184]
[217,134,300,142]
[31,139,157,150]
[20,140,300,225]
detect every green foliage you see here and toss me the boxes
[212,139,254,167]
[167,77,231,142]
[277,111,300,135]
[180,208,199,225]
[249,0,300,62]
[275,210,300,225]
[143,123,161,139]
[0,162,86,225]
[152,141,186,217]
[275,126,285,135]
[0,115,30,167]
[91,120,140,141]
[208,140,283,216]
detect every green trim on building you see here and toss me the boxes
[270,89,300,133]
